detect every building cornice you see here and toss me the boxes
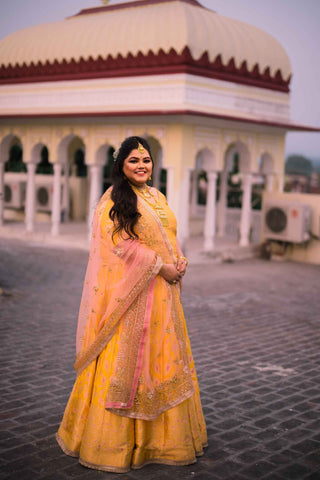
[0,47,290,93]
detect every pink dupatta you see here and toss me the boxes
[74,190,162,409]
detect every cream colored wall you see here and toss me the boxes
[262,191,320,265]
[0,75,290,124]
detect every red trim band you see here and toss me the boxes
[0,48,290,93]
[0,109,318,132]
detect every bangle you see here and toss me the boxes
[178,256,188,266]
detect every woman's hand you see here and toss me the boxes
[159,264,182,284]
[176,258,187,276]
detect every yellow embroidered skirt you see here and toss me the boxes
[57,350,207,472]
[57,281,207,472]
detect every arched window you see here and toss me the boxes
[227,152,242,208]
[5,144,26,172]
[36,146,53,174]
[103,146,115,191]
[197,171,207,205]
[74,149,87,177]
[158,168,167,196]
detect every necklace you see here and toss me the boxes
[132,184,169,227]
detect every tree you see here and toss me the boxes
[285,155,313,176]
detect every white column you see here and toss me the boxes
[190,170,198,216]
[217,169,228,237]
[177,167,191,250]
[87,164,103,231]
[25,162,36,233]
[51,163,62,236]
[203,170,217,251]
[166,166,175,208]
[62,163,70,222]
[266,173,274,192]
[277,173,284,193]
[239,173,252,247]
[0,162,4,226]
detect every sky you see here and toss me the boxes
[0,0,319,161]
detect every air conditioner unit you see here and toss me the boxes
[4,180,25,209]
[35,184,54,212]
[262,200,311,243]
[35,184,63,212]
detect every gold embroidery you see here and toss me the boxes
[74,256,161,374]
[132,185,170,228]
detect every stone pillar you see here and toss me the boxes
[203,170,218,251]
[25,162,36,233]
[87,164,103,231]
[190,170,198,216]
[166,166,175,208]
[266,173,274,192]
[0,162,4,226]
[51,163,62,236]
[217,169,228,237]
[177,167,191,250]
[277,173,284,193]
[239,173,252,247]
[62,163,70,222]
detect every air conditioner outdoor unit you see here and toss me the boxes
[35,184,64,212]
[4,180,26,209]
[35,184,54,212]
[262,200,311,243]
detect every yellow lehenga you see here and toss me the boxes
[56,187,207,472]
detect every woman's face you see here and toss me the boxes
[122,147,153,187]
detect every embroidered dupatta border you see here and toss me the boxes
[74,255,162,375]
[136,189,176,263]
[105,276,156,409]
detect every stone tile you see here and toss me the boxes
[277,464,313,479]
[1,240,320,480]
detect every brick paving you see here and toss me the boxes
[0,238,320,480]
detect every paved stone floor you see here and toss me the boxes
[0,238,320,480]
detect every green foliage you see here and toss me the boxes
[311,159,320,174]
[285,155,313,176]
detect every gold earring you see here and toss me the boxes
[148,176,152,181]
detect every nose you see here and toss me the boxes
[137,159,146,168]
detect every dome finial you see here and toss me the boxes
[100,0,110,5]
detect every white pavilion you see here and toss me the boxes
[0,0,315,250]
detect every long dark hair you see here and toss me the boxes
[109,136,153,241]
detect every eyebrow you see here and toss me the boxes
[128,156,151,160]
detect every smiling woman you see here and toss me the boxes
[56,135,207,473]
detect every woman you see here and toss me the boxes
[56,136,207,472]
